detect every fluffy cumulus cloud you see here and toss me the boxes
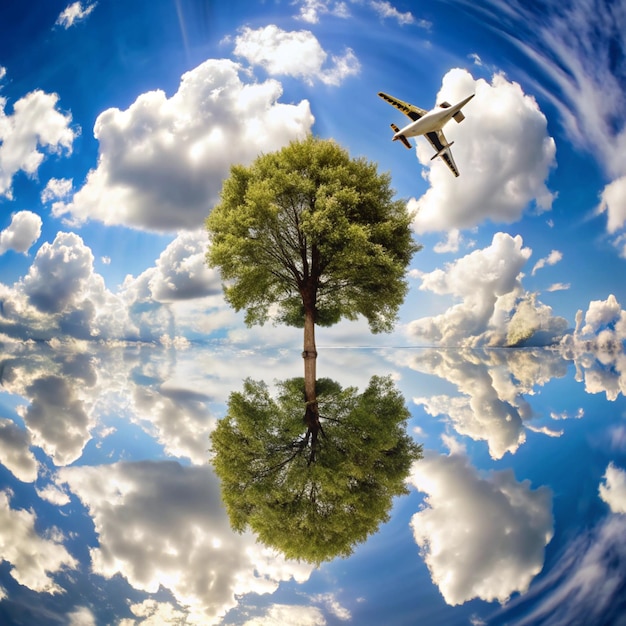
[599,463,626,514]
[0,418,39,482]
[55,1,97,28]
[406,347,568,458]
[233,25,359,86]
[122,230,221,303]
[52,59,313,232]
[0,90,76,199]
[408,232,568,346]
[0,343,218,471]
[0,211,42,255]
[0,230,231,343]
[17,374,94,466]
[0,231,135,341]
[0,489,77,592]
[57,460,313,625]
[129,383,216,465]
[409,450,553,605]
[0,348,102,468]
[22,232,96,314]
[408,69,555,233]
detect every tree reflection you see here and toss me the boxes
[210,375,422,565]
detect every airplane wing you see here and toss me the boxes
[378,92,428,121]
[425,130,460,177]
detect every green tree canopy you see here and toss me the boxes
[205,135,419,333]
[210,375,422,565]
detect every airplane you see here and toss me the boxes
[378,91,475,177]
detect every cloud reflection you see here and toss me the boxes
[396,347,568,458]
[409,450,553,606]
[57,460,313,624]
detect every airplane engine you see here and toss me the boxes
[431,141,455,160]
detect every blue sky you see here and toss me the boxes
[0,0,624,348]
[1,0,626,625]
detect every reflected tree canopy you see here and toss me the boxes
[210,375,422,565]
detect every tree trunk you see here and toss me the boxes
[303,298,317,403]
[302,285,320,463]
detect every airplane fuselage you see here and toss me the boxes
[393,93,475,140]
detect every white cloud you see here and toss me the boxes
[407,347,567,458]
[0,418,39,482]
[128,383,216,465]
[36,483,72,506]
[598,176,626,233]
[17,374,94,466]
[369,1,416,25]
[52,59,313,232]
[122,230,221,303]
[0,489,77,592]
[0,349,105,468]
[408,69,556,233]
[22,231,95,314]
[0,229,236,343]
[57,460,313,625]
[234,26,359,86]
[119,600,188,626]
[0,90,76,199]
[41,177,73,204]
[559,294,626,400]
[416,393,526,460]
[550,407,584,421]
[294,0,350,23]
[599,463,626,513]
[546,282,570,292]
[408,232,567,347]
[433,228,463,253]
[457,1,626,242]
[55,2,97,29]
[0,343,220,470]
[243,604,327,626]
[409,450,553,605]
[412,233,531,340]
[0,211,42,254]
[531,249,562,275]
[67,606,97,626]
[582,294,625,336]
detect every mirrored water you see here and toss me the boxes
[0,341,625,625]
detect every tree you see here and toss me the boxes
[210,375,423,565]
[206,136,420,420]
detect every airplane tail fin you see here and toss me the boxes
[453,111,465,123]
[390,123,412,150]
